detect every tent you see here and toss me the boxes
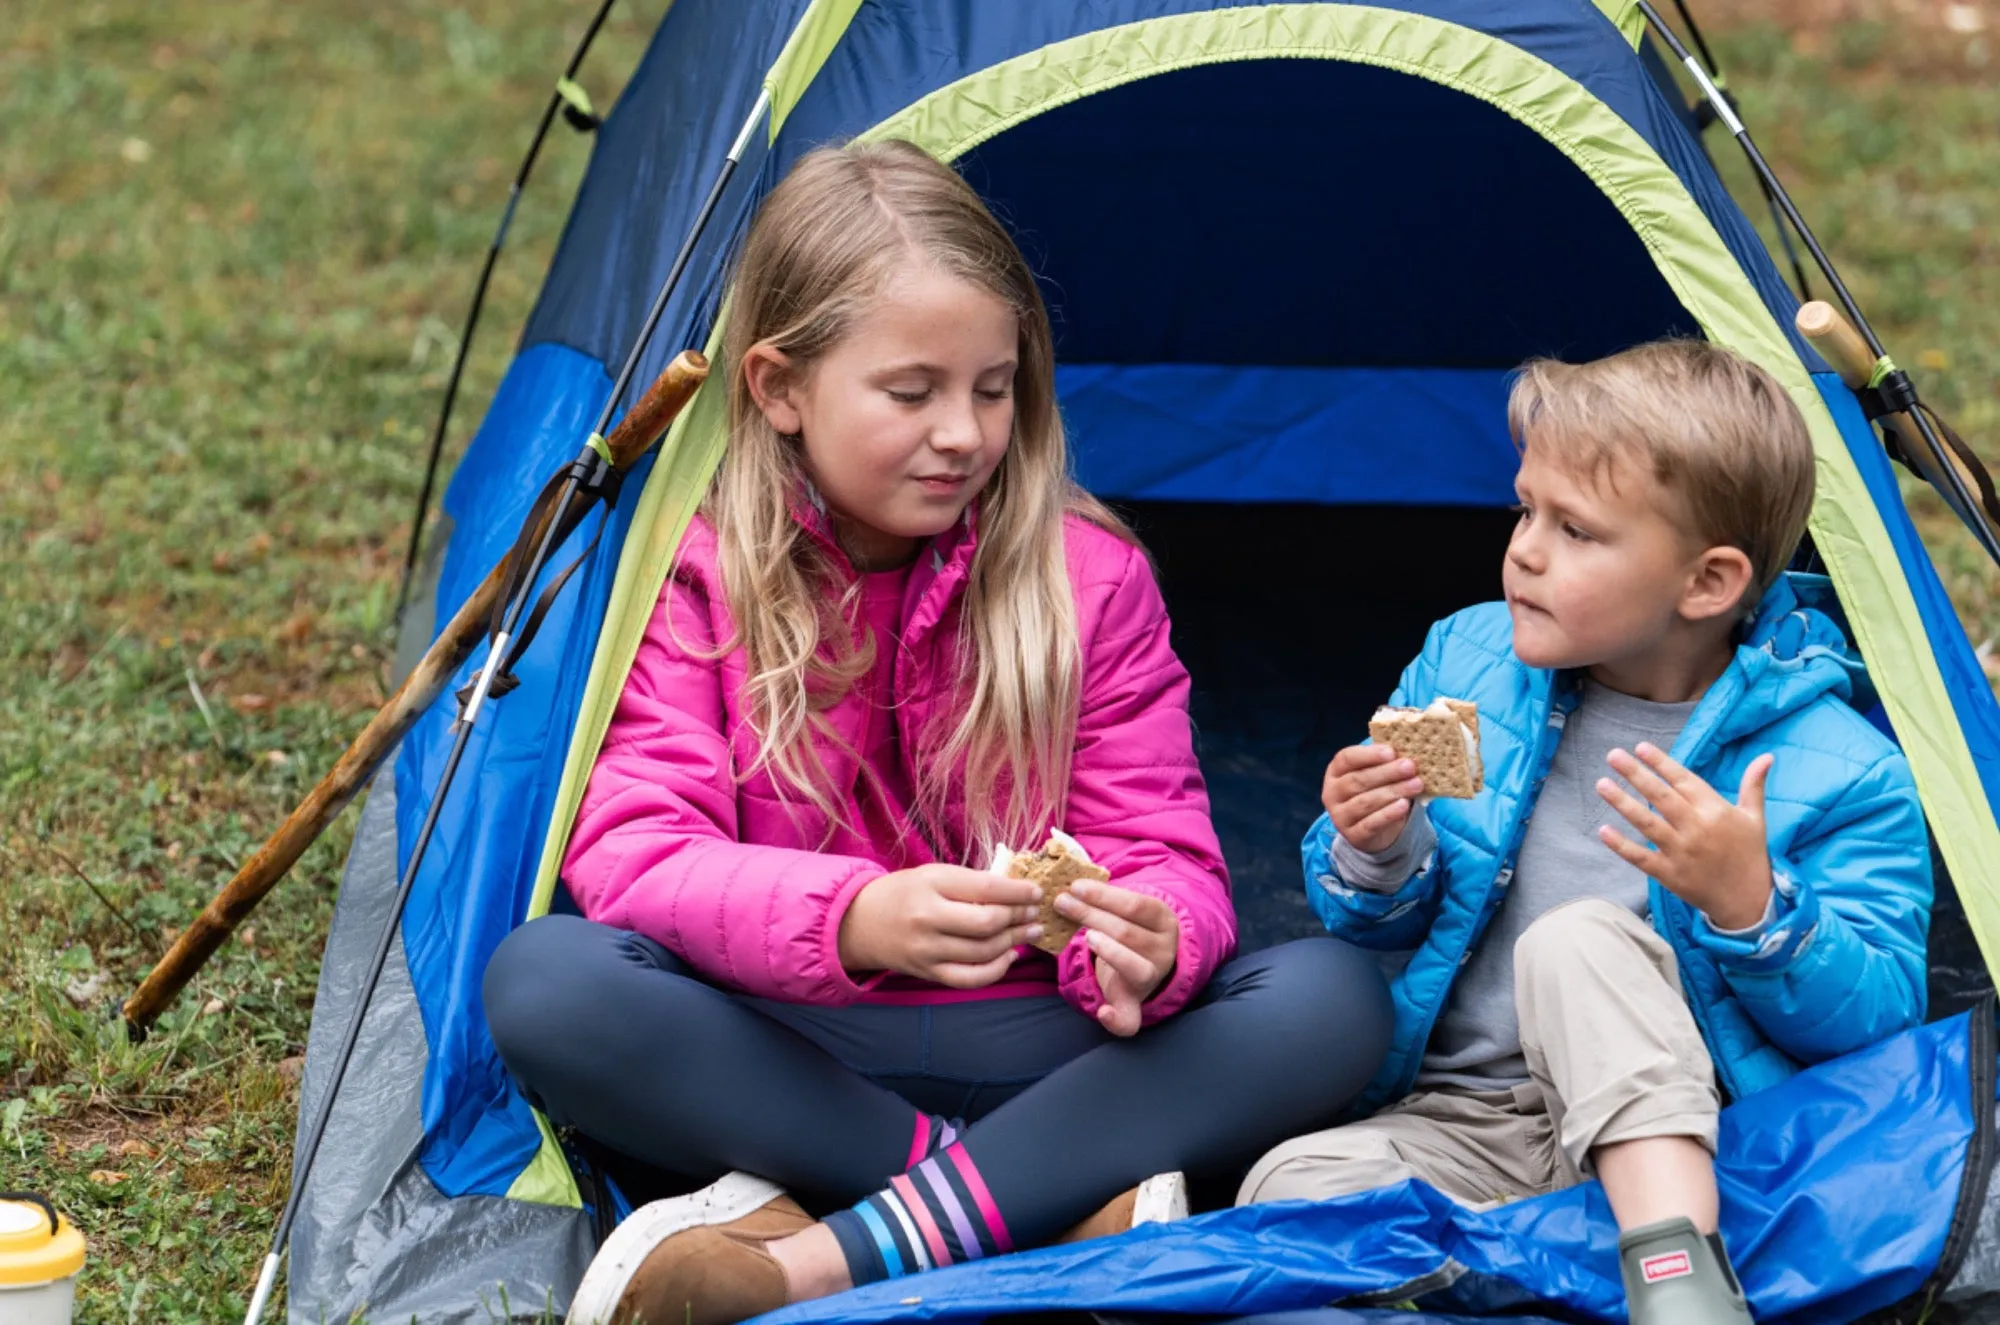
[290,1,2000,1321]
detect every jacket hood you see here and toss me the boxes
[1711,572,1876,747]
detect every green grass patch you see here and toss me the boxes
[0,4,1993,1322]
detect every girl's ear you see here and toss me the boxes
[1680,545,1756,624]
[743,344,805,437]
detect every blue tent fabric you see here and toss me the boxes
[330,0,2000,1318]
[752,1011,1988,1325]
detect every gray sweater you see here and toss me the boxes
[1333,680,1697,1089]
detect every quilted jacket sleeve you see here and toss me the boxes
[1058,542,1236,1026]
[561,566,879,1005]
[1303,616,1453,951]
[1693,746,1932,1061]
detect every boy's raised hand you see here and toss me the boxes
[1054,880,1180,1037]
[1595,743,1775,931]
[1323,744,1427,854]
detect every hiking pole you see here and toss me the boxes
[238,90,772,1325]
[394,0,622,625]
[1797,300,2000,548]
[121,350,707,1040]
[1637,1,2000,570]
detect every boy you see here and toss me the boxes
[1241,341,1931,1325]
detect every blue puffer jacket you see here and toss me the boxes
[1306,574,1932,1116]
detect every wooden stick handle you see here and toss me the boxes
[1795,301,1989,519]
[123,350,708,1036]
[1795,300,1879,390]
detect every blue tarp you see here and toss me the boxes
[757,1011,1987,1325]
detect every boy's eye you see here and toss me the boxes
[1509,503,1531,522]
[1562,522,1594,542]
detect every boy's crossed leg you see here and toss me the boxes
[1242,900,1748,1323]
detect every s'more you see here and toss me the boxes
[1368,697,1483,799]
[988,830,1110,954]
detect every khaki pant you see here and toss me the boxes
[1239,899,1720,1209]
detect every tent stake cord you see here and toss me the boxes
[1637,1,2000,570]
[241,87,771,1325]
[393,0,623,626]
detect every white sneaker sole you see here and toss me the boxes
[566,1171,786,1325]
[1132,1171,1188,1226]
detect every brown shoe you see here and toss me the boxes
[567,1173,810,1325]
[1057,1171,1189,1244]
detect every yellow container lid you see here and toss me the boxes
[0,1197,85,1287]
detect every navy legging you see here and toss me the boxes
[484,915,1390,1247]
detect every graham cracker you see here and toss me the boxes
[1369,698,1483,799]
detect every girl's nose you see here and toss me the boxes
[931,397,984,453]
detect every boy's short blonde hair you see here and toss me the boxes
[1508,339,1816,597]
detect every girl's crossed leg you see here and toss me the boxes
[484,914,1391,1317]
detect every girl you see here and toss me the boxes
[483,140,1391,1325]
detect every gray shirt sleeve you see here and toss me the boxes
[1328,804,1436,894]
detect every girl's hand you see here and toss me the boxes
[1323,744,1425,854]
[838,865,1043,989]
[1054,879,1180,1037]
[1596,744,1775,931]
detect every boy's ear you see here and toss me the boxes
[742,344,804,437]
[1680,545,1757,625]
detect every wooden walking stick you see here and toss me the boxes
[123,349,709,1036]
[1797,300,2000,550]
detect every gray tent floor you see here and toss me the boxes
[294,501,1995,1321]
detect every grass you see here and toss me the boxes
[0,3,1994,1322]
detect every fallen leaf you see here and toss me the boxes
[210,549,235,573]
[39,471,62,494]
[248,531,274,558]
[1919,348,1951,372]
[89,1170,128,1186]
[276,609,317,644]
[237,925,257,948]
[264,749,289,766]
[277,1056,307,1085]
[201,997,225,1016]
[117,1139,155,1159]
[119,137,153,164]
[164,842,182,860]
[229,693,271,714]
[162,549,191,569]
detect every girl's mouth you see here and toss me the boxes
[913,473,970,494]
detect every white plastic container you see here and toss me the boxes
[0,1195,84,1324]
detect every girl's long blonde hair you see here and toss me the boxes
[705,139,1127,859]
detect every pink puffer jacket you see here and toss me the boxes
[561,502,1235,1024]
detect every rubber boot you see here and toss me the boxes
[1619,1217,1753,1325]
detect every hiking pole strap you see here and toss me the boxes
[122,351,708,1038]
[1797,300,2000,554]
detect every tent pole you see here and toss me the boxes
[1637,1,2000,569]
[393,0,623,627]
[1661,0,1815,300]
[241,87,773,1325]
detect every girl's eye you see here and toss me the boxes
[975,386,1012,402]
[1509,503,1531,522]
[887,388,930,405]
[1562,522,1594,542]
